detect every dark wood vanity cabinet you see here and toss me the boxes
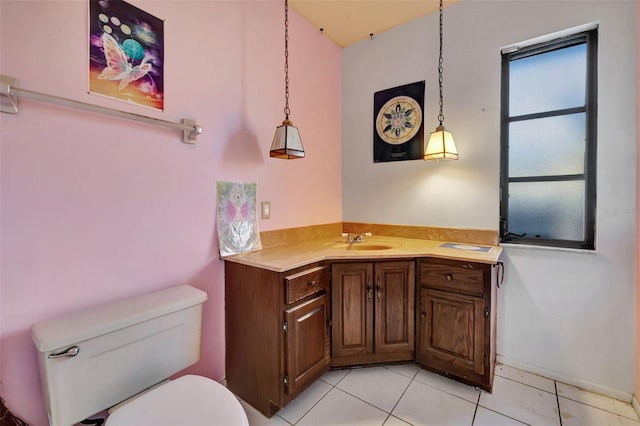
[225,254,499,417]
[416,258,497,391]
[225,262,331,418]
[331,261,415,367]
[283,267,331,396]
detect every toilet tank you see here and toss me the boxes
[31,284,208,426]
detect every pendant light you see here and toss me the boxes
[270,0,305,159]
[424,0,458,161]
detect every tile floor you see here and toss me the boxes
[238,363,640,426]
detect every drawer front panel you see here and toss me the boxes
[286,266,330,304]
[419,260,485,296]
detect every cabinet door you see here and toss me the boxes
[284,293,330,396]
[331,263,374,358]
[417,288,485,378]
[374,261,415,354]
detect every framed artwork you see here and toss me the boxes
[89,0,164,110]
[373,81,425,162]
[216,181,262,257]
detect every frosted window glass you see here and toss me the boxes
[508,181,584,240]
[509,113,585,177]
[510,44,586,116]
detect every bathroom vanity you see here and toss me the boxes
[417,257,498,392]
[331,261,415,367]
[225,261,331,417]
[223,232,501,418]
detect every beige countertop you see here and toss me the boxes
[222,235,503,272]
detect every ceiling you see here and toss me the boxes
[290,0,459,48]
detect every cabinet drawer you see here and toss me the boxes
[285,266,329,304]
[419,260,485,296]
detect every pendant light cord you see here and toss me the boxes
[438,0,444,126]
[284,0,290,120]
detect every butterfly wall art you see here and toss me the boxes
[89,0,164,110]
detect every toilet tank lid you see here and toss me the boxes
[31,285,208,352]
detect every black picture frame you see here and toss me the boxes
[373,81,425,163]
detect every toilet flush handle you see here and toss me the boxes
[48,346,79,359]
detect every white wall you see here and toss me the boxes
[342,0,637,396]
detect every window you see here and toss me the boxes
[500,29,597,250]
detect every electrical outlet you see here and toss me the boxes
[261,201,271,219]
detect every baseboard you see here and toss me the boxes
[633,395,640,418]
[497,355,633,403]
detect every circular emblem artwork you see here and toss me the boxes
[375,96,422,145]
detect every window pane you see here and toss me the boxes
[510,44,586,116]
[508,181,584,241]
[509,113,585,177]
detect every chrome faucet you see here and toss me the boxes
[342,232,372,243]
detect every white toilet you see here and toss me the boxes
[31,285,248,426]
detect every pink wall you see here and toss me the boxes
[0,1,342,424]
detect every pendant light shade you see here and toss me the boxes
[271,0,305,159]
[424,0,458,161]
[270,119,304,159]
[424,125,458,160]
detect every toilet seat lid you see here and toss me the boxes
[105,375,248,426]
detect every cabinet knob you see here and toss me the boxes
[308,280,316,287]
[446,274,453,281]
